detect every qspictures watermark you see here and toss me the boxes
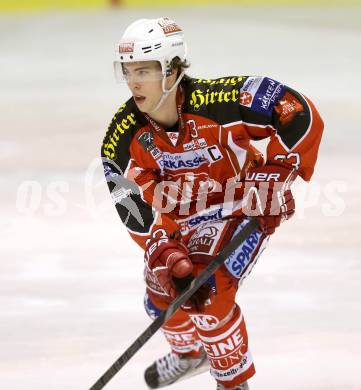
[15,180,69,217]
[14,157,348,222]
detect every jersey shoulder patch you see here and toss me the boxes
[238,76,286,117]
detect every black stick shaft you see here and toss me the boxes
[89,217,258,390]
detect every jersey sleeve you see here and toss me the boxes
[238,76,324,181]
[101,107,180,250]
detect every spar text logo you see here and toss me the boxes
[225,229,261,278]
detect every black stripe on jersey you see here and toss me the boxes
[101,100,155,234]
[103,160,155,233]
[238,104,271,127]
[116,193,155,234]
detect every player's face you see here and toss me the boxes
[123,61,166,113]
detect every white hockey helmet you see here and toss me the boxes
[114,17,187,80]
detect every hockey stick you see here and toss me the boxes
[89,217,258,390]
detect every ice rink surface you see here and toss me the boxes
[1,6,361,390]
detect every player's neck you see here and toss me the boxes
[147,88,178,128]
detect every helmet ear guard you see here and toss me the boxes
[165,60,176,77]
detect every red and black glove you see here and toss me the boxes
[145,235,211,311]
[243,163,297,235]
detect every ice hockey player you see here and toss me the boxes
[101,17,324,390]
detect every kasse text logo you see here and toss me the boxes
[158,150,208,171]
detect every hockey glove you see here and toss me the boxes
[145,237,193,298]
[145,236,211,310]
[243,163,297,235]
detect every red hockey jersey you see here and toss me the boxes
[101,75,324,249]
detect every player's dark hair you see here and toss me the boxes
[169,56,191,84]
[170,57,190,75]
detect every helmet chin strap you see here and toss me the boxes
[150,70,185,113]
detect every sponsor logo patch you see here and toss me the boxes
[138,131,155,151]
[190,88,240,111]
[183,141,194,151]
[137,132,163,159]
[210,354,250,379]
[188,225,219,255]
[158,148,209,170]
[245,172,281,182]
[203,328,245,358]
[158,146,222,171]
[183,138,208,151]
[103,112,137,160]
[198,138,207,147]
[167,131,179,146]
[162,329,203,354]
[158,18,183,36]
[190,314,220,330]
[239,76,286,117]
[239,91,253,106]
[159,153,207,170]
[150,147,162,159]
[225,225,262,278]
[103,162,118,178]
[119,42,134,53]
